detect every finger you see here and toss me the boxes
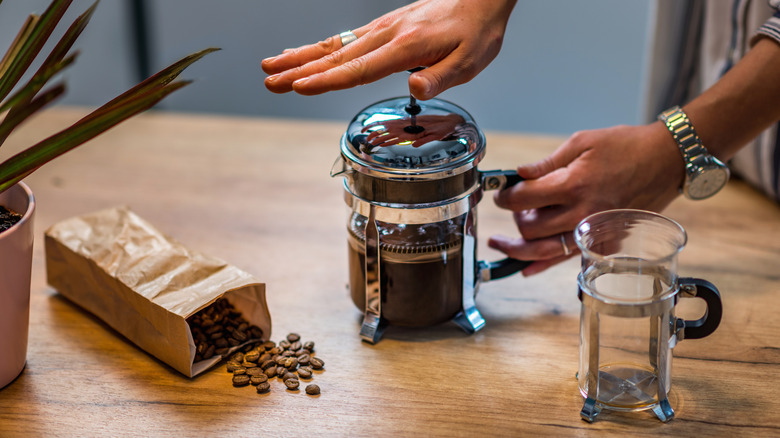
[289,41,424,95]
[493,171,570,212]
[261,34,343,75]
[487,233,577,261]
[521,255,573,276]
[407,47,476,100]
[516,131,594,178]
[514,209,576,241]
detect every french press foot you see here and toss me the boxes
[359,312,387,344]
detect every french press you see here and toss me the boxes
[574,209,723,422]
[331,96,529,343]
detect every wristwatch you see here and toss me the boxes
[658,106,730,200]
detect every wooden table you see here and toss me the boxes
[1,108,779,436]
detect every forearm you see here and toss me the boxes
[682,37,780,162]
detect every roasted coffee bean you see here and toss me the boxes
[281,350,295,358]
[246,367,265,377]
[285,357,298,370]
[261,360,276,370]
[309,357,324,370]
[233,366,247,375]
[244,350,260,363]
[279,340,291,350]
[258,353,272,363]
[250,374,268,386]
[284,379,300,390]
[305,384,320,395]
[232,374,250,387]
[249,326,264,339]
[303,341,315,352]
[294,349,308,357]
[268,347,282,355]
[276,366,287,377]
[274,356,287,366]
[256,382,271,393]
[282,372,297,382]
[297,354,310,366]
[286,333,301,343]
[241,360,258,369]
[188,298,267,365]
[231,352,245,363]
[231,330,248,342]
[262,341,276,351]
[289,341,302,351]
[297,367,312,379]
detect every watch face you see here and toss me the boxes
[687,167,729,200]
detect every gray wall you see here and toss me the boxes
[1,0,652,136]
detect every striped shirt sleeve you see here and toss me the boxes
[751,0,780,45]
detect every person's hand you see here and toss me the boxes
[362,114,466,147]
[261,0,517,100]
[488,122,685,275]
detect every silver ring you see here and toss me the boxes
[560,234,571,256]
[339,30,358,47]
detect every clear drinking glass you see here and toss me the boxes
[574,209,722,422]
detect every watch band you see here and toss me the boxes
[657,105,710,172]
[658,105,729,199]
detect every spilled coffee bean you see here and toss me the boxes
[224,332,324,396]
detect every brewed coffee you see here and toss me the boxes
[347,212,467,327]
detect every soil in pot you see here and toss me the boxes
[0,206,22,233]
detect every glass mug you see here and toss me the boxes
[574,209,722,422]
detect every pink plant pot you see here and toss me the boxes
[0,182,35,389]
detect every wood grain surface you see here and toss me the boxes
[0,108,779,437]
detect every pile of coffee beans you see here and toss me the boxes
[188,298,264,362]
[0,206,22,233]
[226,332,324,396]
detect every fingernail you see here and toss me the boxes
[293,77,309,88]
[266,74,279,83]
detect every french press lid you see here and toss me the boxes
[340,97,486,181]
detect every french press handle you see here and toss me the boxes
[678,277,723,340]
[479,170,532,280]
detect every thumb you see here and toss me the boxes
[409,69,443,100]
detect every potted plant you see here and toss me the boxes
[0,0,216,389]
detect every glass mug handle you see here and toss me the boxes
[479,170,532,280]
[678,277,723,340]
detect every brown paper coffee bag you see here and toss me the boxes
[44,206,270,377]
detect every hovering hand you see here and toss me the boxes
[261,0,517,100]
